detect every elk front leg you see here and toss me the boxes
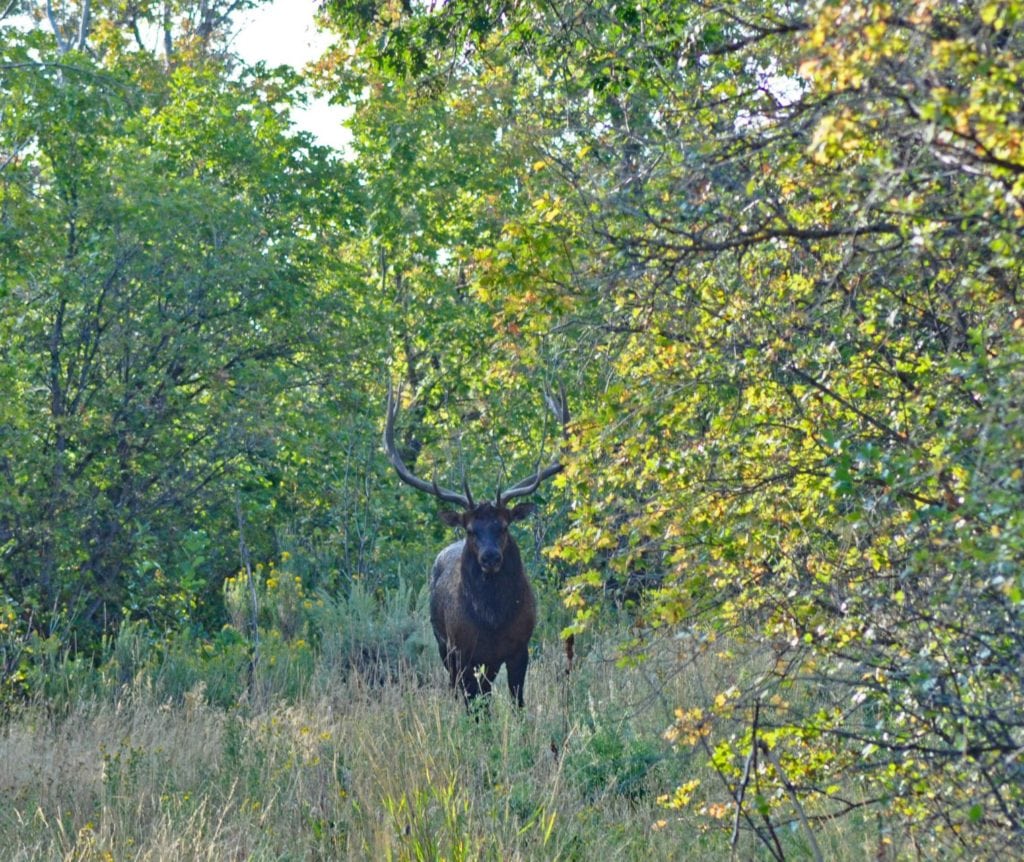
[505,648,529,708]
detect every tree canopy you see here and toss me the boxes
[2,0,1023,855]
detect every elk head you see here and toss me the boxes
[383,383,568,573]
[438,501,535,575]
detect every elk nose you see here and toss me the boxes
[480,550,501,571]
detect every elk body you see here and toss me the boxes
[384,387,566,707]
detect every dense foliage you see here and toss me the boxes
[1,0,410,650]
[321,0,1024,854]
[3,0,1024,856]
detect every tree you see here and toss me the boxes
[0,2,359,645]
[320,0,1024,853]
[18,0,259,62]
[316,0,582,530]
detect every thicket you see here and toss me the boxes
[3,0,1024,857]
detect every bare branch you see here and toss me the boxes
[75,0,91,51]
[760,741,825,862]
[45,0,69,54]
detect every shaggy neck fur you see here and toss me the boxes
[460,541,525,631]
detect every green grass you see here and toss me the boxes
[0,627,888,861]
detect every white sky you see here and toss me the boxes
[233,0,328,68]
[233,0,351,152]
[4,0,351,151]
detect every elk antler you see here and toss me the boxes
[384,383,473,508]
[497,382,570,506]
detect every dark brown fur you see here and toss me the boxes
[430,502,536,706]
[384,385,567,707]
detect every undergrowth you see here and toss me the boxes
[0,585,889,861]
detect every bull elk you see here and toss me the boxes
[384,385,567,707]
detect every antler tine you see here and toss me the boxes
[497,382,570,506]
[498,461,564,505]
[384,382,472,509]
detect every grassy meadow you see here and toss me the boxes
[0,608,895,862]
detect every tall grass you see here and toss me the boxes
[1,620,885,860]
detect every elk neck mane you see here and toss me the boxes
[458,539,526,631]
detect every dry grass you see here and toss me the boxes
[0,632,880,861]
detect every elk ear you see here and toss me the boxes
[439,510,465,528]
[508,503,536,522]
